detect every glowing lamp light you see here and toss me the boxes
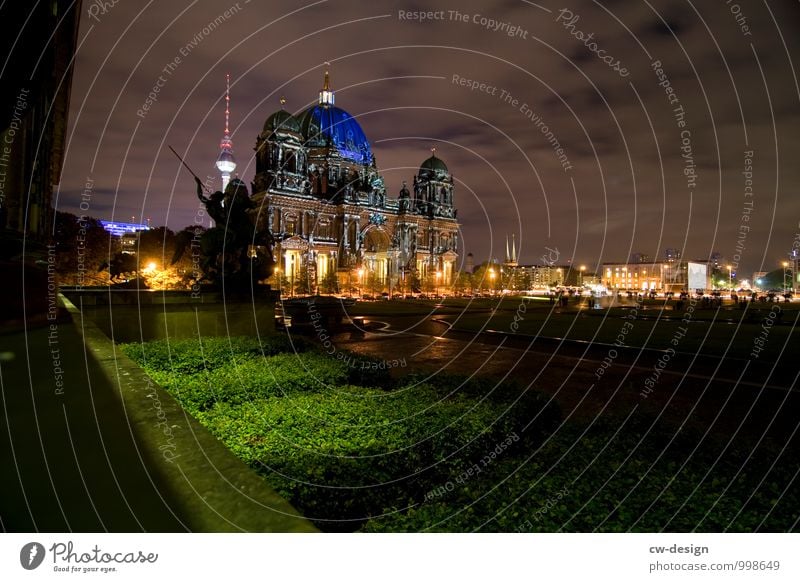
[216,159,236,174]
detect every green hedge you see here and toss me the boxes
[196,384,535,529]
[120,335,311,375]
[143,352,351,413]
[362,418,799,532]
[120,337,796,532]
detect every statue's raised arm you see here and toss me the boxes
[195,177,208,202]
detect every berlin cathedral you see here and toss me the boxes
[245,72,460,293]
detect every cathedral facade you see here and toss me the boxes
[249,72,460,294]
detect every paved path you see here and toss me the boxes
[0,320,186,531]
[330,314,799,448]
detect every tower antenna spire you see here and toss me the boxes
[224,72,231,138]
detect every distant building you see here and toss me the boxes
[602,263,666,291]
[100,221,150,237]
[664,248,682,263]
[465,252,474,274]
[100,221,150,255]
[789,247,800,294]
[602,260,711,292]
[507,264,564,288]
[629,252,650,264]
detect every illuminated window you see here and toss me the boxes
[284,213,298,235]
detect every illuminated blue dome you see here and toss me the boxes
[297,104,372,165]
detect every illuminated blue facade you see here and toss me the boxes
[296,104,372,165]
[100,221,149,237]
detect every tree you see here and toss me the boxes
[319,269,339,295]
[472,262,499,293]
[105,252,138,282]
[53,211,112,285]
[453,271,472,295]
[137,226,176,271]
[365,272,384,296]
[421,271,436,294]
[407,269,421,294]
[171,225,207,287]
[293,263,314,296]
[755,268,793,291]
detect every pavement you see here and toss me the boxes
[331,313,800,449]
[0,315,186,531]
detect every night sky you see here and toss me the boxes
[58,0,800,279]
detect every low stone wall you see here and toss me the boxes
[59,293,316,532]
[61,287,279,343]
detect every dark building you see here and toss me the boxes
[0,1,82,240]
[1,1,83,323]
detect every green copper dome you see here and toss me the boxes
[263,109,301,134]
[420,153,448,175]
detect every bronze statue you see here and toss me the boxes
[172,177,275,290]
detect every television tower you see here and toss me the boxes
[215,73,236,190]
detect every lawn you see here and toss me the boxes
[120,335,799,532]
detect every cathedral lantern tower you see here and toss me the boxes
[319,69,334,106]
[215,73,237,191]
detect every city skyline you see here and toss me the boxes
[56,1,800,279]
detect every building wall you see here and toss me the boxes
[0,1,82,240]
[602,263,666,291]
[601,261,711,292]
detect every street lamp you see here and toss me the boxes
[726,265,732,292]
[435,270,442,297]
[489,268,496,296]
[289,255,295,298]
[357,267,365,298]
[580,265,586,287]
[274,267,281,296]
[782,261,789,295]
